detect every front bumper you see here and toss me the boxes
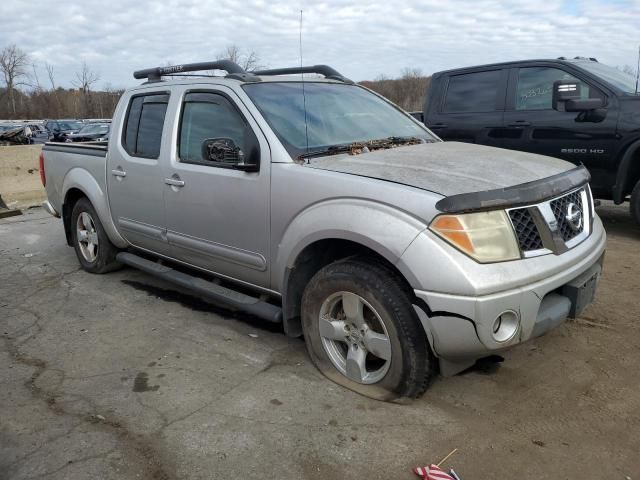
[412,222,606,363]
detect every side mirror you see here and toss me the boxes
[201,138,259,172]
[552,80,604,112]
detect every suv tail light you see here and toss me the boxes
[39,151,46,186]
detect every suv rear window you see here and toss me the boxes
[443,70,502,113]
[122,93,169,158]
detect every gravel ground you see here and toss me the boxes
[1,203,638,480]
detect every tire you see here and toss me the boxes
[301,257,435,401]
[631,180,640,226]
[70,197,121,274]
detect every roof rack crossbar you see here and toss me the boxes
[133,60,246,81]
[252,65,353,83]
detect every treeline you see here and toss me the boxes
[0,86,122,120]
[0,74,432,121]
[1,41,432,120]
[0,43,122,120]
[362,69,431,112]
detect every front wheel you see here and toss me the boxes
[301,258,435,401]
[70,197,121,274]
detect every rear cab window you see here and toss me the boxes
[122,93,170,158]
[443,70,503,113]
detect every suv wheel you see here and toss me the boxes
[631,180,640,225]
[71,198,121,273]
[301,258,435,401]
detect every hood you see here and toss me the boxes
[305,141,574,197]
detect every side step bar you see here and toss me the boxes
[116,252,282,324]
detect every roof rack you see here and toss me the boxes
[252,65,353,83]
[133,60,248,82]
[133,60,352,84]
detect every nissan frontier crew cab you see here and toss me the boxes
[40,60,606,400]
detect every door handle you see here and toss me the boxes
[507,121,531,127]
[111,168,127,177]
[164,177,185,187]
[429,123,448,129]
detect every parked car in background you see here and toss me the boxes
[421,57,640,223]
[45,119,84,142]
[0,123,20,133]
[40,60,605,400]
[65,123,110,143]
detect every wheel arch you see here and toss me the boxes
[61,168,127,248]
[613,137,640,204]
[275,199,428,337]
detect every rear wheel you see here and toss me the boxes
[71,197,121,273]
[301,258,435,401]
[630,180,640,226]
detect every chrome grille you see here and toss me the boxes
[508,208,544,251]
[550,189,584,241]
[507,186,591,257]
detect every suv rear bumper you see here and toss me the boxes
[413,224,606,367]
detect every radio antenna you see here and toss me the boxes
[300,9,309,154]
[635,45,639,95]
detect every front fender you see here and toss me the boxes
[274,198,427,291]
[62,168,128,248]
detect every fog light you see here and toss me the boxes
[491,310,519,342]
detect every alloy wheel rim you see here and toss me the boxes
[318,291,392,384]
[76,212,99,263]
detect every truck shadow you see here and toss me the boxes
[596,201,640,240]
[121,278,284,334]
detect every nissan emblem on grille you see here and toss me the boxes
[565,202,583,232]
[508,187,590,256]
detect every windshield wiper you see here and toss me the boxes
[298,144,353,160]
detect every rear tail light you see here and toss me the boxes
[39,151,46,187]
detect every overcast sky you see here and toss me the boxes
[1,0,639,89]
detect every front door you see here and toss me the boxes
[502,66,619,196]
[107,92,172,256]
[163,87,271,288]
[426,69,507,148]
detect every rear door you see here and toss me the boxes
[502,65,619,194]
[107,91,172,256]
[162,86,271,288]
[425,69,507,147]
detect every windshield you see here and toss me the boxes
[577,62,638,94]
[58,121,83,130]
[79,124,109,135]
[243,82,436,158]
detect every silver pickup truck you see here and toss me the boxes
[41,60,606,400]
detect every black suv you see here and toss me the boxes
[422,57,640,223]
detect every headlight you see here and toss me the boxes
[429,210,520,263]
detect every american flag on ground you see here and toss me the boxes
[413,464,455,480]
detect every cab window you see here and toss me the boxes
[178,92,258,168]
[515,67,602,111]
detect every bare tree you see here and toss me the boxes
[72,61,100,117]
[216,45,265,71]
[0,44,30,115]
[401,67,423,79]
[45,62,57,90]
[30,63,43,92]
